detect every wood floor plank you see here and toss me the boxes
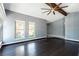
[0,38,79,56]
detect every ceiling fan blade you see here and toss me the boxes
[42,10,49,13]
[47,10,51,15]
[49,3,57,8]
[46,3,53,8]
[53,11,55,15]
[58,3,62,6]
[61,6,68,8]
[57,8,68,16]
[41,8,51,10]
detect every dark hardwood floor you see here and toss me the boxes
[0,38,79,56]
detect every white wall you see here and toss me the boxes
[0,18,3,42]
[0,3,6,42]
[65,12,79,42]
[3,10,47,44]
[47,18,65,38]
[47,12,79,42]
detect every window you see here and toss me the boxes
[29,22,35,38]
[16,20,25,39]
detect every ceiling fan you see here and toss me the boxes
[41,3,68,16]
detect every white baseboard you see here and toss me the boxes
[47,34,65,38]
[48,34,79,42]
[34,36,47,39]
[64,37,79,42]
[3,36,47,45]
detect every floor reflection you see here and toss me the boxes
[15,45,25,56]
[27,43,36,56]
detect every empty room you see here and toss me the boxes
[0,3,79,56]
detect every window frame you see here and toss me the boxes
[15,20,25,40]
[28,21,35,38]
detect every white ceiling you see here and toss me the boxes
[4,3,79,22]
